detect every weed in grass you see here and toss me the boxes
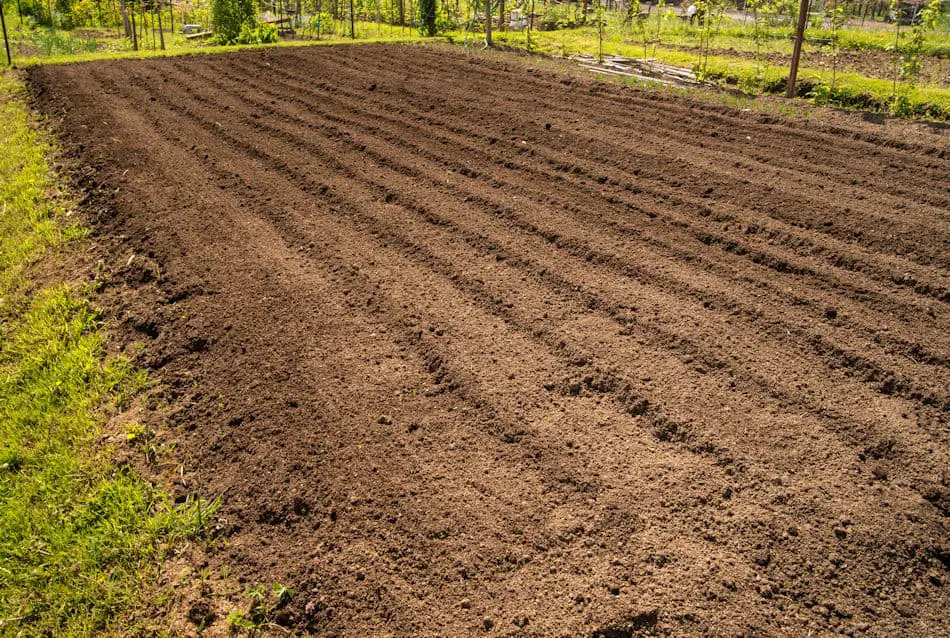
[225,583,294,635]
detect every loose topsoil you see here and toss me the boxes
[28,43,949,637]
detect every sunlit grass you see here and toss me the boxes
[0,71,216,636]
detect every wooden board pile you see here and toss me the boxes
[572,53,700,87]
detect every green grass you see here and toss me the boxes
[12,32,432,66]
[0,72,215,635]
[4,17,432,66]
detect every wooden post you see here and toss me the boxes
[786,0,810,98]
[130,4,138,50]
[485,0,491,45]
[528,0,534,45]
[0,0,11,66]
[597,0,603,62]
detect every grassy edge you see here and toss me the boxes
[471,28,950,120]
[8,21,947,119]
[0,71,216,635]
[12,32,435,67]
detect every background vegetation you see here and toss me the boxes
[0,0,947,118]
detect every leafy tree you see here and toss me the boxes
[212,0,257,43]
[419,0,436,35]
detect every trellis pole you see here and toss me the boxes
[786,0,810,98]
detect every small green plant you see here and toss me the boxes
[749,0,776,84]
[695,0,726,81]
[125,422,160,464]
[891,0,941,114]
[540,1,575,30]
[594,1,606,63]
[828,0,847,90]
[226,582,294,634]
[650,1,672,60]
[809,82,832,105]
[633,9,649,59]
[901,0,941,86]
[272,583,293,606]
[227,609,257,632]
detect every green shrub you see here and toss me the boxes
[212,0,257,44]
[236,20,278,44]
[419,0,437,36]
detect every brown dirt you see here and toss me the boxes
[27,43,950,637]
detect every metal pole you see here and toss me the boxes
[786,0,810,98]
[0,0,10,66]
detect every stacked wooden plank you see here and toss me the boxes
[572,53,700,87]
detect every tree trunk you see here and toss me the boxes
[120,0,132,38]
[129,3,138,49]
[485,0,491,43]
[157,6,165,49]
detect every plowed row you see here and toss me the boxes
[29,44,948,636]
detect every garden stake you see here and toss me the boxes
[786,0,810,98]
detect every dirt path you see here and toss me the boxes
[28,44,949,636]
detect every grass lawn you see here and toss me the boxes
[0,71,214,636]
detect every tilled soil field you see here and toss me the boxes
[28,44,949,636]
